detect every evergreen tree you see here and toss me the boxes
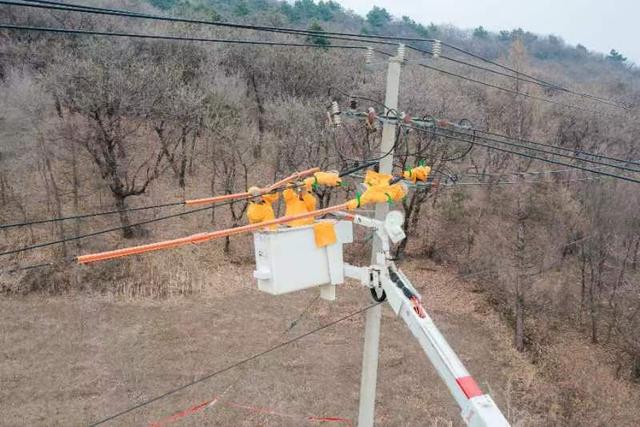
[366,6,391,27]
[306,22,330,48]
[149,0,178,10]
[233,1,250,16]
[607,49,627,63]
[473,26,489,39]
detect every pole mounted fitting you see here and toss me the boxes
[331,101,342,127]
[432,40,442,59]
[396,43,406,61]
[365,46,374,66]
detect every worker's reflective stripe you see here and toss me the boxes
[456,376,483,399]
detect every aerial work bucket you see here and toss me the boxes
[252,220,353,300]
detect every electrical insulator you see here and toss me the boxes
[365,47,374,65]
[432,40,442,59]
[331,101,342,127]
[366,107,377,132]
[397,43,406,61]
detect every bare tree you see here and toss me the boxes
[47,40,178,237]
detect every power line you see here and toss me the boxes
[427,126,640,174]
[14,0,404,48]
[0,200,184,230]
[0,24,370,50]
[2,0,396,48]
[406,46,628,110]
[436,134,640,184]
[413,61,608,115]
[0,202,222,257]
[372,49,609,114]
[10,0,429,43]
[442,41,630,109]
[361,111,638,171]
[438,176,604,187]
[359,110,637,173]
[0,162,377,259]
[6,1,625,112]
[413,126,640,185]
[475,128,640,167]
[441,41,572,92]
[88,301,382,426]
[463,165,626,177]
[1,260,64,274]
[10,0,627,112]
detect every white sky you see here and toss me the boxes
[337,0,639,64]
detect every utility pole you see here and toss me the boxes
[358,43,404,427]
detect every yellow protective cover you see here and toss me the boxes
[313,221,337,247]
[304,171,342,191]
[346,183,407,210]
[403,165,431,183]
[364,170,393,187]
[247,193,279,229]
[283,188,316,227]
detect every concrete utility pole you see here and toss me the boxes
[357,43,404,427]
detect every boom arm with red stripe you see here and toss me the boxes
[341,213,510,426]
[380,266,509,426]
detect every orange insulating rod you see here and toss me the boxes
[77,202,349,264]
[184,167,320,206]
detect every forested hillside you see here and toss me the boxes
[1,1,640,425]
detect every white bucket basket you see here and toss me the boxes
[252,220,353,299]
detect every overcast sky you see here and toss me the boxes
[337,0,639,64]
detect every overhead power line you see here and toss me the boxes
[372,49,613,114]
[413,61,608,115]
[2,0,396,48]
[406,46,628,110]
[364,111,638,170]
[438,41,629,109]
[475,128,640,168]
[0,24,370,50]
[15,0,629,110]
[5,1,626,111]
[411,126,640,185]
[0,201,224,257]
[13,0,403,48]
[0,161,377,259]
[10,0,431,43]
[430,126,640,174]
[0,0,404,48]
[447,177,603,186]
[0,200,184,230]
[88,301,382,426]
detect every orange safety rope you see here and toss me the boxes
[77,202,349,264]
[184,167,320,206]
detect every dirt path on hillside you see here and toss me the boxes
[0,262,584,426]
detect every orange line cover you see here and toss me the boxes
[77,202,348,264]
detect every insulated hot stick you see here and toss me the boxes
[184,167,320,206]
